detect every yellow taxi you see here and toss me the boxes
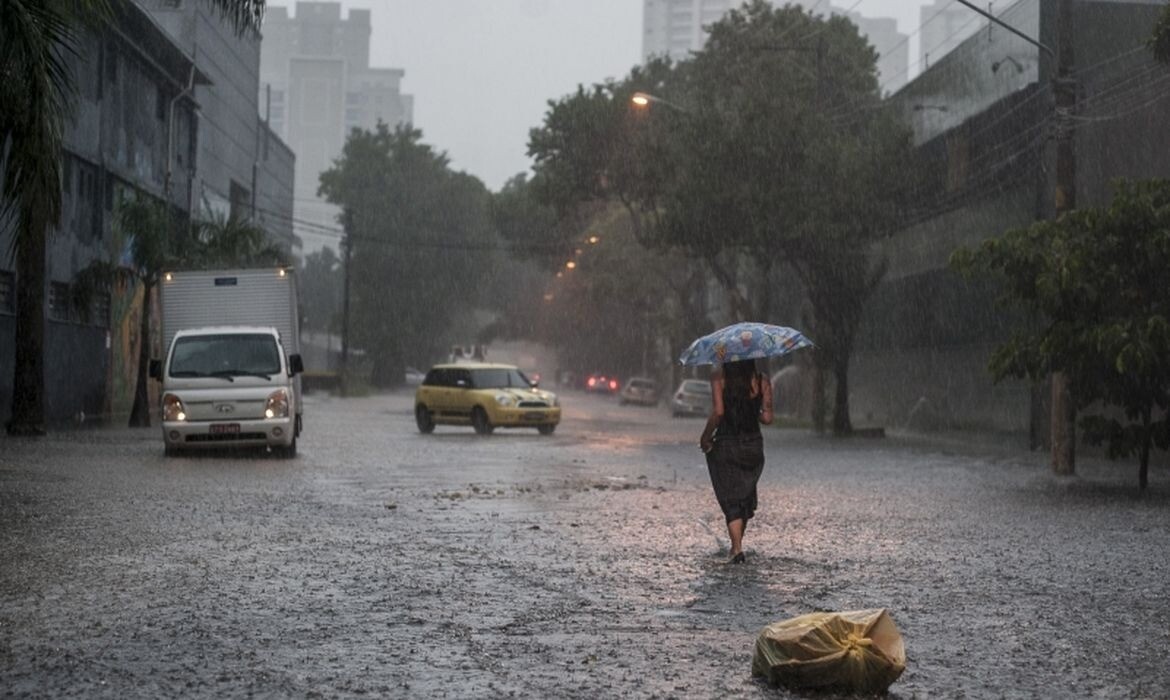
[414,363,561,435]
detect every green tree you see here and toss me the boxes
[526,0,913,434]
[299,246,343,335]
[318,124,496,386]
[73,197,286,427]
[1151,2,1170,64]
[952,180,1170,491]
[1,0,265,435]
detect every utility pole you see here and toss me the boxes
[340,229,352,397]
[1050,0,1077,475]
[954,0,1076,475]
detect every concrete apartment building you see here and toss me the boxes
[137,0,296,253]
[854,0,1170,441]
[918,0,987,70]
[642,0,736,61]
[1,0,295,427]
[643,1,907,93]
[832,6,910,94]
[259,3,414,255]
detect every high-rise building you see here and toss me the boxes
[918,0,985,71]
[832,7,909,94]
[642,0,736,62]
[260,3,414,254]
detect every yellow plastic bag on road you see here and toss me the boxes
[751,608,906,693]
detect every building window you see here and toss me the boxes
[229,180,251,222]
[0,271,14,315]
[156,85,169,121]
[90,291,111,328]
[49,282,76,323]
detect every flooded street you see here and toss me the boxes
[2,391,1168,698]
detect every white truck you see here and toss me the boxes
[149,268,304,457]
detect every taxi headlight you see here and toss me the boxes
[494,393,515,407]
[163,393,186,422]
[265,389,290,418]
[549,394,559,407]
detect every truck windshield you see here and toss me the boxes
[169,333,281,379]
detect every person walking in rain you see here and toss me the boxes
[699,358,773,564]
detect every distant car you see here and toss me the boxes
[414,363,561,435]
[404,366,425,387]
[585,373,620,394]
[619,377,660,406]
[671,379,712,417]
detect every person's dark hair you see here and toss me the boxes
[723,359,759,398]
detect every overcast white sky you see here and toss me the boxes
[329,1,940,192]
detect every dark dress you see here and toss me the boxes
[705,376,766,524]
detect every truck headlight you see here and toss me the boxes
[163,394,186,422]
[265,389,290,418]
[494,393,515,407]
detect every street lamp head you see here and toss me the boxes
[631,93,651,107]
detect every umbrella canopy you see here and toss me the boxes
[678,322,813,366]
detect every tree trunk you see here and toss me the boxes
[1139,412,1151,492]
[1050,371,1075,475]
[7,223,47,436]
[128,280,153,427]
[811,355,827,434]
[831,351,853,436]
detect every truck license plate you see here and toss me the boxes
[210,423,240,435]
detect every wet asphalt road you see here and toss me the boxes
[1,389,1168,699]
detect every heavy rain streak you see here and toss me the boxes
[3,0,1170,697]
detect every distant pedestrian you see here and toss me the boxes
[699,359,773,564]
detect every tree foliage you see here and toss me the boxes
[299,247,343,335]
[318,124,496,385]
[952,179,1170,490]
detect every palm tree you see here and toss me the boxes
[0,0,266,435]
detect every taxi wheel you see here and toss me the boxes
[472,407,494,435]
[416,404,435,434]
[538,424,556,436]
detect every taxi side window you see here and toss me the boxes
[453,369,472,388]
[423,368,449,387]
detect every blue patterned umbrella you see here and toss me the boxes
[678,322,814,366]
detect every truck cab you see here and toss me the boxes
[152,326,303,456]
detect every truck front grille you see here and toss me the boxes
[186,432,267,443]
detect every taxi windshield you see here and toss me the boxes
[470,368,532,389]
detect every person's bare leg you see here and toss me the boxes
[727,518,745,559]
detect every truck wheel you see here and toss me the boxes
[538,424,556,435]
[416,404,435,434]
[472,407,494,435]
[274,437,297,459]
